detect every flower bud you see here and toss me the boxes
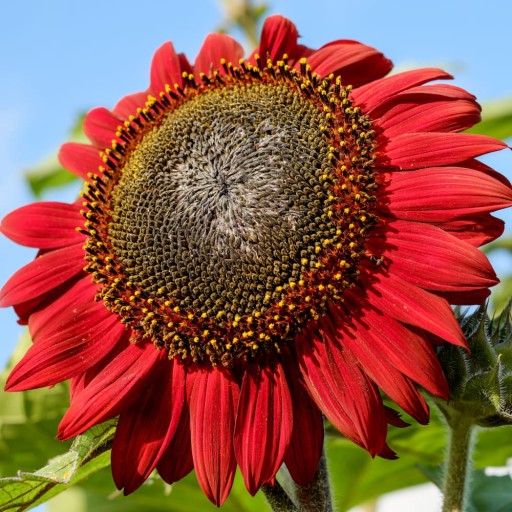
[436,303,512,427]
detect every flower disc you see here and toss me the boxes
[82,62,377,365]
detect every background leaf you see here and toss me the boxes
[466,97,512,140]
[326,405,512,511]
[0,424,114,512]
[47,470,268,512]
[24,114,85,198]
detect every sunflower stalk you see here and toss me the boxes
[441,413,475,512]
[295,446,333,512]
[262,446,333,512]
[261,481,298,512]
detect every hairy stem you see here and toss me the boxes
[442,413,475,512]
[261,480,298,512]
[296,447,333,512]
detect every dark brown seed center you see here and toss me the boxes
[108,83,338,320]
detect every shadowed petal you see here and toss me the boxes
[58,342,164,439]
[361,270,466,347]
[283,357,324,486]
[234,362,293,495]
[5,297,124,391]
[436,214,504,247]
[325,312,431,423]
[29,277,98,341]
[369,220,498,294]
[351,68,452,112]
[376,96,481,136]
[296,327,387,456]
[157,406,194,485]
[112,360,186,494]
[187,366,239,506]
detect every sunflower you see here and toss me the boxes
[1,14,511,506]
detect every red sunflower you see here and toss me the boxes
[1,14,511,506]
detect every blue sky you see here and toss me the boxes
[1,0,511,368]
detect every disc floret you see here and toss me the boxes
[80,55,379,366]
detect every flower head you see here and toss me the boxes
[1,15,511,505]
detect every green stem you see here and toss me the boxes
[261,480,298,512]
[442,413,475,512]
[262,441,333,512]
[296,446,333,512]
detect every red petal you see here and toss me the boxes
[282,358,324,486]
[234,362,293,496]
[307,40,392,86]
[329,316,431,423]
[403,83,476,101]
[296,327,387,456]
[12,272,85,325]
[178,52,193,76]
[69,330,130,400]
[379,132,507,170]
[370,220,498,292]
[149,42,185,94]
[0,244,85,307]
[112,360,186,494]
[1,201,84,249]
[58,142,103,180]
[381,167,512,221]
[28,276,97,341]
[436,214,505,247]
[157,406,194,485]
[255,15,299,62]
[5,299,124,391]
[377,97,480,137]
[463,158,512,187]
[361,270,466,347]
[352,68,452,113]
[113,91,149,119]
[57,341,163,439]
[348,305,449,399]
[83,107,122,148]
[385,407,410,428]
[187,366,239,506]
[194,33,244,76]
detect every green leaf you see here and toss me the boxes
[466,97,512,140]
[0,422,115,512]
[24,113,86,198]
[468,470,512,512]
[0,332,116,510]
[47,469,268,512]
[0,333,71,478]
[326,405,512,511]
